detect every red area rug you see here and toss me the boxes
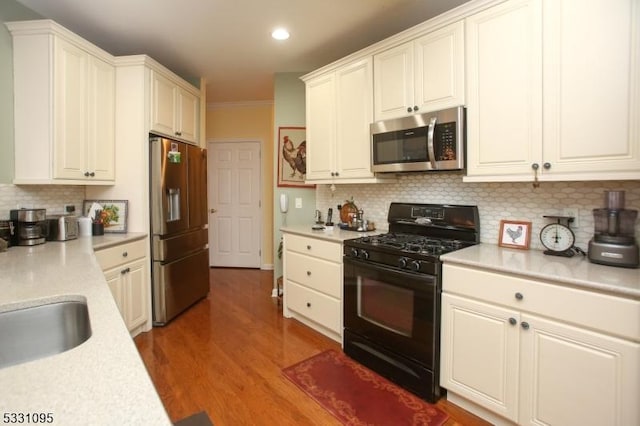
[283,350,449,426]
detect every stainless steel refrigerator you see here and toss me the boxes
[150,136,209,325]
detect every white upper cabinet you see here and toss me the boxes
[305,58,394,183]
[150,70,199,144]
[8,20,116,184]
[465,0,640,182]
[373,20,465,121]
[541,0,640,180]
[305,73,336,181]
[464,0,543,181]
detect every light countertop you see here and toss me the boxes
[0,234,171,425]
[281,223,384,242]
[281,226,639,300]
[441,244,640,300]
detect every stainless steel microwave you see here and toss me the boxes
[371,106,465,173]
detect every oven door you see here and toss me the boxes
[343,256,439,368]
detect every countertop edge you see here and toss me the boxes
[441,244,640,300]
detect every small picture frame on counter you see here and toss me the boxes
[82,200,128,233]
[498,220,532,250]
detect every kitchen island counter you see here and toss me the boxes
[0,234,171,425]
[441,243,640,300]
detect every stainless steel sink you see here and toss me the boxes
[0,300,92,369]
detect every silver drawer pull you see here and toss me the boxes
[121,267,130,275]
[306,271,311,276]
[306,245,311,250]
[122,251,128,257]
[515,292,524,300]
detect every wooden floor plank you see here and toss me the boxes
[135,268,490,426]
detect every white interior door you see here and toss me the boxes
[207,141,261,268]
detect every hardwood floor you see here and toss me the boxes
[135,268,490,426]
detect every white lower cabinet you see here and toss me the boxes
[95,239,150,337]
[440,264,640,426]
[282,233,342,342]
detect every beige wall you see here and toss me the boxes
[205,102,275,268]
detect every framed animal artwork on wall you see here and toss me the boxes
[277,127,314,188]
[498,220,532,250]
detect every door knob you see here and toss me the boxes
[210,208,217,213]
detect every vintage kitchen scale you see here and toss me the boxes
[539,215,585,257]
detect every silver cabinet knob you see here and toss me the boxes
[509,317,517,326]
[521,322,530,330]
[515,292,524,300]
[210,208,217,213]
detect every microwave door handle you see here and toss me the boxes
[427,117,438,170]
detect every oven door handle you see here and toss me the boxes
[427,116,438,170]
[344,257,437,286]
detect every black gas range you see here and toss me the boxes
[342,202,479,402]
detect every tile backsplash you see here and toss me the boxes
[0,184,85,218]
[315,173,640,251]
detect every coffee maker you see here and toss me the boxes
[10,208,47,246]
[588,191,639,268]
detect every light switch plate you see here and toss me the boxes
[295,198,302,208]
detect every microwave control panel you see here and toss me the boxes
[434,122,457,161]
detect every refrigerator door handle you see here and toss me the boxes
[167,188,181,222]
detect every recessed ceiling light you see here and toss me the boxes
[271,28,290,40]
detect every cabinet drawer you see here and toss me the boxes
[285,251,341,298]
[443,264,640,341]
[95,239,146,271]
[284,233,342,263]
[286,281,340,333]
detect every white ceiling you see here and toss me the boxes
[15,0,470,103]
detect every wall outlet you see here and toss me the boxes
[563,208,579,228]
[295,197,302,209]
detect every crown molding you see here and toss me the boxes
[207,100,274,109]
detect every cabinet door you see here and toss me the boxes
[305,73,336,181]
[464,0,543,180]
[53,38,88,180]
[150,71,176,137]
[176,87,199,143]
[542,0,640,180]
[335,57,375,180]
[440,293,520,422]
[414,20,465,113]
[123,259,148,333]
[520,314,640,426]
[104,268,125,319]
[87,55,115,180]
[373,41,414,121]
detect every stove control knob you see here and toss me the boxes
[398,257,408,268]
[349,248,359,258]
[359,250,369,260]
[410,260,422,272]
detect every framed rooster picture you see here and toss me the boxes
[498,220,532,250]
[277,127,314,188]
